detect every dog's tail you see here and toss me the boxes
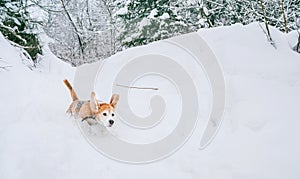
[63,79,78,101]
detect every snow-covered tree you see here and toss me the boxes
[201,0,299,32]
[117,0,201,47]
[0,0,41,61]
[35,0,121,66]
[116,0,300,48]
[28,0,299,65]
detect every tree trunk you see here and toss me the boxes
[259,0,273,42]
[279,0,288,33]
[60,0,84,57]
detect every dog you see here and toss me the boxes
[63,79,119,127]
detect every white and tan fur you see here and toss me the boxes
[63,79,119,127]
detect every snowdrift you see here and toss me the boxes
[0,23,300,179]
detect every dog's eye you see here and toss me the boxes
[103,113,107,116]
[112,113,115,117]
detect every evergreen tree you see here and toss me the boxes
[202,0,299,32]
[0,0,41,61]
[117,0,196,47]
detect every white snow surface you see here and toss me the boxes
[0,23,300,179]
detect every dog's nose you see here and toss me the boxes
[109,120,114,125]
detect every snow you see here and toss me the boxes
[199,18,206,26]
[0,23,300,179]
[138,18,151,30]
[160,13,170,20]
[203,6,209,16]
[296,18,300,27]
[116,7,128,15]
[149,9,158,19]
[286,30,299,49]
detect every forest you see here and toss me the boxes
[0,0,299,66]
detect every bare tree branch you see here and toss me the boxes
[60,0,85,57]
[0,59,12,71]
[0,65,12,71]
[116,84,159,91]
[30,0,64,13]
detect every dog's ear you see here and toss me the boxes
[90,92,99,113]
[110,94,119,108]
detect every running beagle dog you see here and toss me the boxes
[63,79,119,127]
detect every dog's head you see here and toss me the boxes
[94,94,119,127]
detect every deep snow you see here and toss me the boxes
[0,23,300,179]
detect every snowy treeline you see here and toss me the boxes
[1,0,299,66]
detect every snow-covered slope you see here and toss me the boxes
[0,23,300,179]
